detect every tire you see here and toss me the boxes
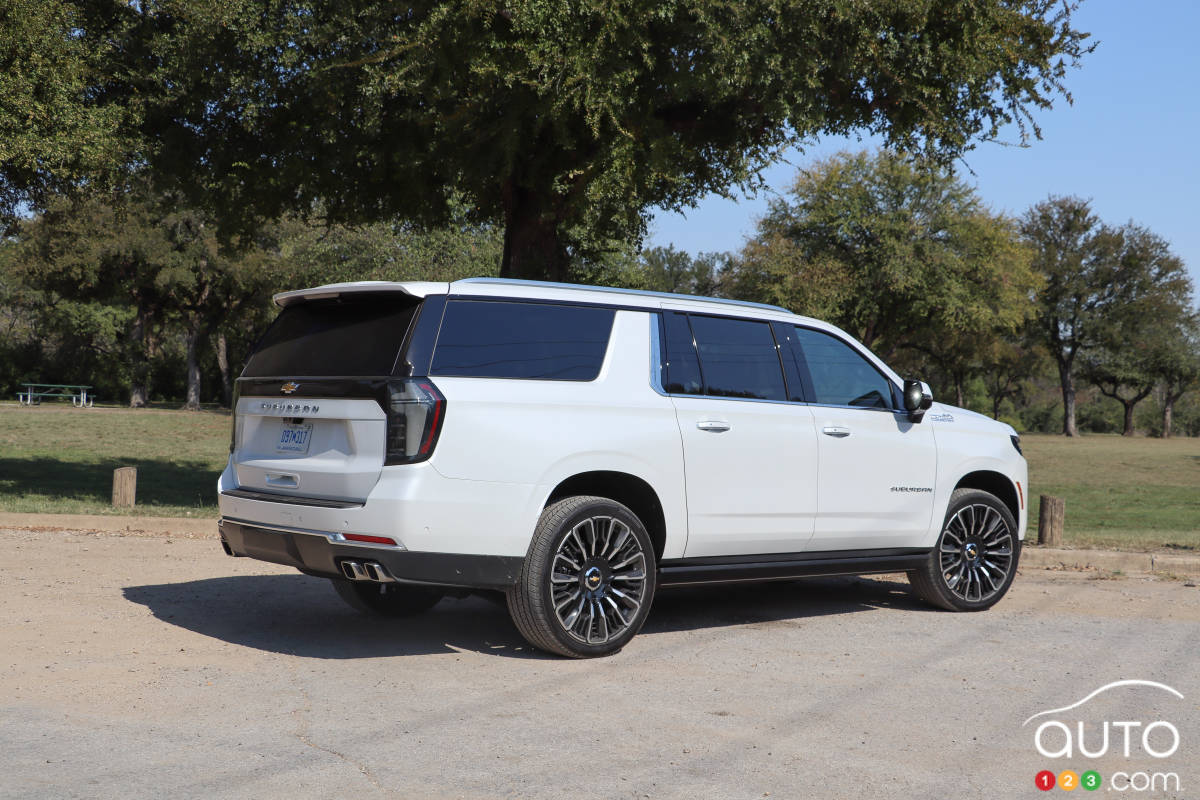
[507,496,657,658]
[330,578,444,617]
[908,488,1021,611]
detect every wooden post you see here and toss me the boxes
[1038,495,1064,546]
[112,467,137,509]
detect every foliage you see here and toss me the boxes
[0,0,131,231]
[112,0,1092,280]
[1025,197,1194,436]
[728,149,1039,405]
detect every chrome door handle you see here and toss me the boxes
[822,426,851,438]
[696,420,731,433]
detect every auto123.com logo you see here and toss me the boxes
[1024,680,1185,793]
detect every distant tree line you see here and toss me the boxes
[2,150,1197,438]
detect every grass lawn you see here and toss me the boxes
[1022,433,1200,551]
[0,403,228,518]
[1,404,1197,550]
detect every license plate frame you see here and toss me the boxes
[276,421,314,454]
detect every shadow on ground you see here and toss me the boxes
[0,456,219,509]
[122,572,927,660]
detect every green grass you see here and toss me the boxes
[1022,433,1200,551]
[0,403,228,517]
[2,404,1198,550]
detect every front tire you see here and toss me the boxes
[909,488,1020,611]
[331,578,444,617]
[508,496,657,658]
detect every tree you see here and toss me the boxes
[0,0,130,230]
[979,333,1046,421]
[638,245,726,296]
[1024,199,1193,436]
[113,0,1091,280]
[729,150,1038,407]
[9,187,281,408]
[1149,314,1200,439]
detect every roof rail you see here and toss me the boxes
[453,277,792,314]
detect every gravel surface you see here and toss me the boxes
[2,529,1197,799]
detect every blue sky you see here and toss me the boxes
[647,0,1200,292]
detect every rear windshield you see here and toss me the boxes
[430,300,615,380]
[242,295,421,377]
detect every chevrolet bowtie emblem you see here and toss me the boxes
[281,382,300,394]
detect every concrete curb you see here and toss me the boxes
[1021,545,1200,577]
[0,511,218,539]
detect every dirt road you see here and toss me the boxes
[2,529,1197,799]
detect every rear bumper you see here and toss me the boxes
[218,518,522,590]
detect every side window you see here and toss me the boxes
[431,300,615,380]
[793,327,894,409]
[689,315,787,401]
[660,313,703,394]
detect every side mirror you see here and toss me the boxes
[903,379,933,421]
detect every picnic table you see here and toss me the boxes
[16,383,95,407]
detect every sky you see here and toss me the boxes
[646,0,1200,292]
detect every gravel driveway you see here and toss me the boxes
[2,529,1197,799]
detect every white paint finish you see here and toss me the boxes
[232,397,387,503]
[272,280,450,307]
[807,408,938,551]
[673,397,818,557]
[926,402,1029,545]
[428,310,689,559]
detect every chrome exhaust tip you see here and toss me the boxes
[363,562,396,583]
[341,560,370,581]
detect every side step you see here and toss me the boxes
[339,560,398,583]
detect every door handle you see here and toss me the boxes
[696,420,731,433]
[821,426,851,438]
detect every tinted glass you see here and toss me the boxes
[794,327,893,409]
[689,315,787,401]
[243,295,420,377]
[660,312,703,394]
[431,300,615,380]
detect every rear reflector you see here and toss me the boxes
[344,533,397,546]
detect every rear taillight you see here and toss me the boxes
[384,379,445,465]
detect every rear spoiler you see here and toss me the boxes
[272,281,450,308]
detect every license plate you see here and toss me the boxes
[276,422,313,454]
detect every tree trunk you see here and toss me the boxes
[1162,389,1184,439]
[499,180,568,282]
[184,318,202,410]
[954,378,965,409]
[1057,360,1077,437]
[129,307,150,408]
[215,332,232,408]
[1121,400,1136,436]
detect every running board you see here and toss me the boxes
[657,548,930,588]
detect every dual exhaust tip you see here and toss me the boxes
[339,560,397,583]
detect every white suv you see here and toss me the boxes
[218,278,1028,657]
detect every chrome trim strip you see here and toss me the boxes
[456,277,792,314]
[220,517,408,551]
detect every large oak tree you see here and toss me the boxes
[102,0,1091,280]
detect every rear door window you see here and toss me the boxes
[431,300,615,380]
[687,315,788,401]
[243,295,421,377]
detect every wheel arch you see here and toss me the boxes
[545,471,667,561]
[953,470,1020,524]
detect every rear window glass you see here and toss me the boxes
[242,295,420,377]
[431,300,615,380]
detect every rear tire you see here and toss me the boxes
[331,578,444,617]
[507,496,656,658]
[909,488,1020,611]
